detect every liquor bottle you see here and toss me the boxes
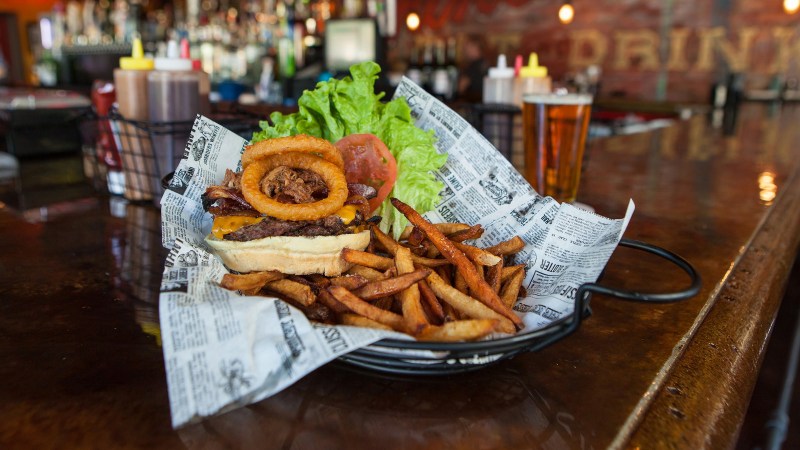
[445,37,459,99]
[432,39,451,100]
[406,44,422,86]
[421,40,434,93]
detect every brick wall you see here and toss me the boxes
[393,0,800,103]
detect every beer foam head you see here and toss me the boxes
[523,93,593,105]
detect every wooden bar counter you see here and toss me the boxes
[1,102,799,449]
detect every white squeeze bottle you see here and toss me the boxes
[483,54,515,104]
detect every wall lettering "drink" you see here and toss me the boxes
[568,27,800,73]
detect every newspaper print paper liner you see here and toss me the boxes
[157,78,634,427]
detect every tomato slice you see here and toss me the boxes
[335,134,398,213]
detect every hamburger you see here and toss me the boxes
[203,134,392,276]
[204,61,447,276]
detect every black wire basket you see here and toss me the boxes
[109,111,260,205]
[336,238,701,376]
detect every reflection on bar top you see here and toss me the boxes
[0,87,92,110]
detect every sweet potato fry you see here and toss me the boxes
[485,236,526,256]
[500,267,525,309]
[400,222,470,240]
[340,313,393,331]
[352,268,432,300]
[395,246,428,334]
[452,241,502,266]
[220,270,284,291]
[392,197,522,328]
[341,248,395,271]
[372,225,450,268]
[327,286,406,331]
[346,264,386,281]
[417,319,499,342]
[265,279,316,307]
[425,271,515,334]
[418,279,445,324]
[329,274,369,290]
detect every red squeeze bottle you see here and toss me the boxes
[91,80,124,195]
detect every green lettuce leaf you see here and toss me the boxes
[252,61,447,237]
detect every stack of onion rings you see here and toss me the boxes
[241,151,348,221]
[242,134,345,170]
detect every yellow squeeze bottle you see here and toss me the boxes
[514,53,552,104]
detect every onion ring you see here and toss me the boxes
[243,135,345,170]
[242,152,348,221]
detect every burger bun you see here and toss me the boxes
[205,230,371,276]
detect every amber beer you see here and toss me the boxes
[522,93,592,203]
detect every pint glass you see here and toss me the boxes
[522,93,592,203]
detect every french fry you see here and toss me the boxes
[395,246,428,334]
[327,285,406,331]
[372,225,450,268]
[316,289,349,314]
[500,267,525,309]
[442,302,462,321]
[373,296,394,311]
[352,268,432,300]
[220,270,284,291]
[423,225,486,258]
[425,271,515,334]
[447,224,484,242]
[341,248,395,271]
[400,222,470,240]
[487,259,504,294]
[501,265,525,284]
[340,313,393,331]
[407,226,426,246]
[418,278,445,324]
[417,319,499,342]
[282,297,335,324]
[392,197,522,328]
[452,241,502,266]
[346,264,386,281]
[305,273,332,288]
[485,236,526,256]
[265,279,317,306]
[329,274,369,290]
[454,269,469,295]
[435,265,453,285]
[474,261,485,282]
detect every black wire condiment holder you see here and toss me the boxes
[337,238,701,376]
[108,111,260,205]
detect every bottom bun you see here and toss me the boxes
[205,230,371,276]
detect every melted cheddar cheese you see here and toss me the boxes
[211,216,264,239]
[335,204,359,225]
[211,205,361,239]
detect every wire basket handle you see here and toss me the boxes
[555,238,701,343]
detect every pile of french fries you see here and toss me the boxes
[218,198,527,342]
